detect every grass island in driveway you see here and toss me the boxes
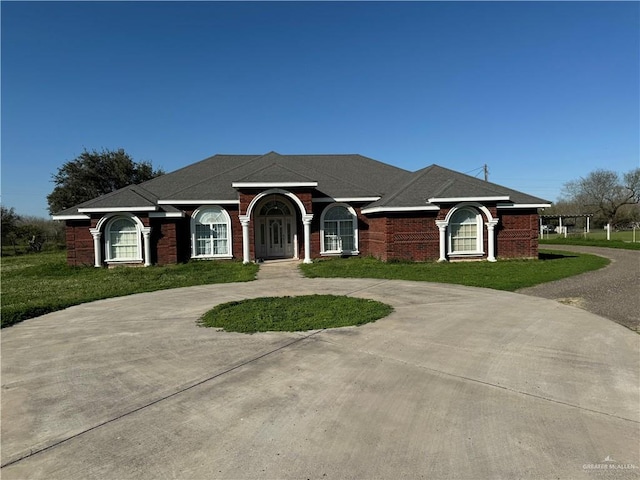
[199,295,393,333]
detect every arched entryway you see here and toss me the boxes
[255,196,297,260]
[240,189,313,264]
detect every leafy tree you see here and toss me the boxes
[1,206,21,253]
[1,206,19,237]
[47,148,164,214]
[562,168,640,230]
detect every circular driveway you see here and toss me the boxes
[2,270,639,479]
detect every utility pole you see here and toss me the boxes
[483,164,489,182]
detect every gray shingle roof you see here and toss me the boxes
[52,153,549,217]
[366,164,549,210]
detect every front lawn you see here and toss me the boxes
[540,234,640,250]
[199,295,393,333]
[300,250,610,291]
[1,251,259,328]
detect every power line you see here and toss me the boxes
[464,164,489,181]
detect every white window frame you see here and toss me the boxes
[105,216,143,262]
[191,206,232,259]
[447,207,484,256]
[320,203,359,255]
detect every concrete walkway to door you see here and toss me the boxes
[2,262,639,479]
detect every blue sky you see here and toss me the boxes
[2,1,638,217]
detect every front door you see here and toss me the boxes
[268,218,285,257]
[255,198,297,260]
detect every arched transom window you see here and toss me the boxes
[321,204,358,254]
[260,200,291,216]
[106,217,141,261]
[448,207,483,254]
[191,207,231,258]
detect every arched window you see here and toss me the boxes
[448,207,483,254]
[321,204,358,254]
[106,217,141,261]
[191,207,231,258]
[259,200,291,216]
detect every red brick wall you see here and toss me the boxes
[365,216,390,260]
[362,207,539,262]
[384,213,440,261]
[152,219,178,265]
[63,203,541,266]
[65,220,94,266]
[496,209,539,259]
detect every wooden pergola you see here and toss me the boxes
[539,214,594,237]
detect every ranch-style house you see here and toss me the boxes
[52,152,550,266]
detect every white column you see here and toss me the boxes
[435,220,448,262]
[89,228,102,268]
[141,227,152,266]
[302,214,313,264]
[486,220,498,262]
[240,215,251,264]
[539,217,543,237]
[586,216,590,233]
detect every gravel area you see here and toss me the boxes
[518,245,640,332]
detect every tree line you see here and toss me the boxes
[1,206,66,255]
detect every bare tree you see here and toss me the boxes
[562,168,640,238]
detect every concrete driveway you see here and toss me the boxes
[2,266,639,479]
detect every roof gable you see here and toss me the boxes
[364,164,550,211]
[76,185,158,212]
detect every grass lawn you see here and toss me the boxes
[2,248,612,330]
[300,250,610,291]
[199,295,393,333]
[540,231,640,250]
[1,251,258,328]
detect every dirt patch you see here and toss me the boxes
[556,297,587,309]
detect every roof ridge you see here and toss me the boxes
[129,184,158,203]
[434,170,516,197]
[141,154,261,190]
[378,164,438,206]
[290,160,388,196]
[425,164,550,203]
[235,161,317,182]
[161,154,268,199]
[73,183,138,207]
[429,179,454,199]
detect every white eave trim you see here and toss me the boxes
[428,196,511,203]
[231,182,318,188]
[51,214,91,221]
[313,197,381,203]
[149,211,185,218]
[158,200,240,205]
[77,206,158,213]
[361,205,440,214]
[497,203,552,209]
